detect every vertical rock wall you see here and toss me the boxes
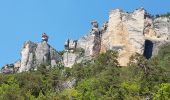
[101,8,145,66]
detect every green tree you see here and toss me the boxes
[154,83,170,100]
[0,83,23,100]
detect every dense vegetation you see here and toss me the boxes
[0,44,170,100]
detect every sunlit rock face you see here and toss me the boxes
[101,8,145,66]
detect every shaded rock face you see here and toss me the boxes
[18,41,61,72]
[151,41,170,57]
[143,40,154,59]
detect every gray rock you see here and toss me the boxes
[19,41,37,72]
[63,52,80,68]
[77,22,101,58]
[35,41,50,65]
[14,60,21,72]
[18,41,61,72]
[153,17,170,39]
[1,64,15,74]
[62,79,76,89]
[152,40,170,56]
[64,39,77,50]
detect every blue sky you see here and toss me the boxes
[0,0,170,67]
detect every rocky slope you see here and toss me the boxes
[1,7,170,72]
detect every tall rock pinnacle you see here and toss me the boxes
[18,33,61,72]
[1,33,62,73]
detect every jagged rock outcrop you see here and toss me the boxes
[1,33,62,73]
[1,7,170,70]
[1,34,62,73]
[1,60,21,74]
[64,7,170,67]
[77,21,101,57]
[63,21,101,67]
[18,41,61,72]
[1,64,15,74]
[101,8,170,66]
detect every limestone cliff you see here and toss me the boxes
[63,7,170,67]
[101,8,145,66]
[1,7,170,71]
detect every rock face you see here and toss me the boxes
[153,17,170,39]
[63,52,80,68]
[143,16,170,58]
[77,29,101,58]
[63,21,101,67]
[17,41,62,72]
[63,7,170,67]
[19,41,37,72]
[101,8,145,66]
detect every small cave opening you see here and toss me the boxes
[143,40,153,59]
